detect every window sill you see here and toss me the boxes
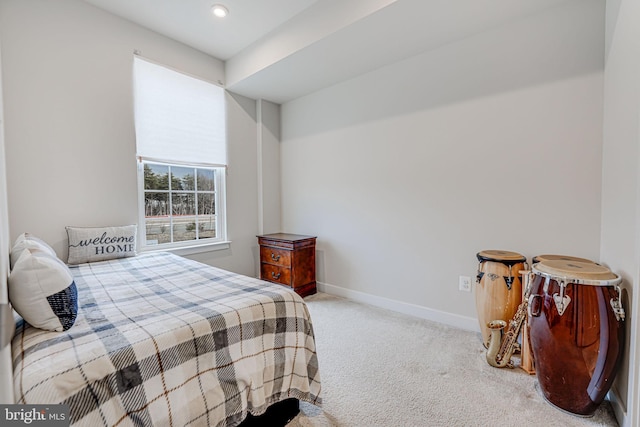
[140,241,231,256]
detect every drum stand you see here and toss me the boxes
[519,268,535,375]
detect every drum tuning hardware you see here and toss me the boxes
[504,265,514,290]
[504,276,513,290]
[553,281,571,316]
[611,286,625,321]
[528,294,542,317]
[611,299,625,321]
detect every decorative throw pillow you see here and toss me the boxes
[9,248,78,331]
[66,225,137,265]
[10,233,57,270]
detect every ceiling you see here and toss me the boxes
[82,0,320,61]
[82,0,575,104]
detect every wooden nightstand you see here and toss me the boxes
[257,233,317,297]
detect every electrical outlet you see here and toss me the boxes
[459,276,472,292]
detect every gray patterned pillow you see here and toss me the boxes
[66,225,137,265]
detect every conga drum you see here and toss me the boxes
[528,260,625,416]
[532,254,596,264]
[475,250,527,347]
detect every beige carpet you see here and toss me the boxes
[290,293,619,427]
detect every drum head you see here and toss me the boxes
[533,260,619,283]
[477,250,526,264]
[532,254,595,264]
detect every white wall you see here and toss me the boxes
[602,0,640,425]
[281,0,604,322]
[258,99,282,235]
[0,0,262,277]
[0,39,16,405]
[0,40,9,316]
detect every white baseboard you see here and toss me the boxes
[608,386,628,427]
[317,281,480,332]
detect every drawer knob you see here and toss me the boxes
[271,253,281,262]
[271,272,281,280]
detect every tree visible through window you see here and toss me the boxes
[143,162,220,245]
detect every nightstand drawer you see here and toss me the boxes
[260,246,291,267]
[260,264,291,286]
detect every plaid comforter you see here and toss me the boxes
[12,252,321,426]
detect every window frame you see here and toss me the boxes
[136,158,228,254]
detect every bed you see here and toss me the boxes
[5,250,322,426]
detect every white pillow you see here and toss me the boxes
[10,233,57,270]
[66,225,137,265]
[9,248,78,331]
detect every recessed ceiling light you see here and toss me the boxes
[211,4,229,18]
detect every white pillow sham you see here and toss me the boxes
[10,232,57,270]
[9,248,78,331]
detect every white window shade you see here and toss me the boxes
[133,57,226,166]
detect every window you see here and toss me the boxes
[142,161,225,246]
[133,56,227,250]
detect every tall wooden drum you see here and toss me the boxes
[475,250,527,347]
[528,260,625,416]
